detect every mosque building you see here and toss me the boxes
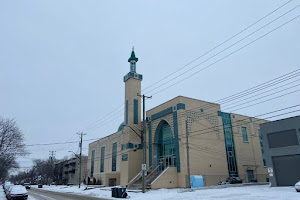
[86,49,268,188]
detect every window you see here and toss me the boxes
[100,147,105,172]
[219,111,238,176]
[134,99,138,124]
[263,159,266,167]
[130,62,136,72]
[242,127,248,142]
[91,150,95,177]
[112,143,117,171]
[126,143,134,149]
[258,129,266,167]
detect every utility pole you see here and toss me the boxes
[185,120,191,188]
[49,151,55,185]
[138,93,152,193]
[49,151,56,163]
[77,132,86,188]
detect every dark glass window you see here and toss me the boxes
[258,129,266,166]
[91,150,95,177]
[134,99,138,124]
[242,127,248,142]
[100,147,105,172]
[220,112,238,176]
[112,143,117,171]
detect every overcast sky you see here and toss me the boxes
[1,0,299,172]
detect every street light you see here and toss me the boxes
[68,151,81,188]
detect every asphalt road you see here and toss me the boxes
[28,188,109,200]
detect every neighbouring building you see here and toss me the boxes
[86,48,268,188]
[260,115,300,186]
[54,156,88,185]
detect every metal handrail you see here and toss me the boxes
[146,165,160,180]
[127,166,153,187]
[146,166,152,173]
[127,171,142,187]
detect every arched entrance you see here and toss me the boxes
[153,120,176,171]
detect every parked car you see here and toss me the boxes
[295,181,300,192]
[23,183,31,190]
[6,185,28,200]
[4,183,13,194]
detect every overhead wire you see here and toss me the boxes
[150,14,300,97]
[78,0,295,134]
[81,12,300,135]
[17,2,300,165]
[146,4,300,96]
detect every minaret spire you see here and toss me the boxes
[128,46,138,72]
[123,48,143,126]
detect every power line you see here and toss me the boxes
[142,0,293,94]
[217,70,300,104]
[78,1,295,133]
[150,14,300,96]
[21,69,300,148]
[146,5,300,96]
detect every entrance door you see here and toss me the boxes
[109,178,116,186]
[159,155,176,171]
[154,120,176,171]
[247,170,254,183]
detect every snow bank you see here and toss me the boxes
[32,185,300,200]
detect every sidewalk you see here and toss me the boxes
[0,187,6,200]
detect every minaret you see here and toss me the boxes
[124,47,142,126]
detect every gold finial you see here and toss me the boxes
[132,46,134,51]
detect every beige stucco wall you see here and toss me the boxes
[146,96,224,187]
[87,131,122,185]
[87,95,269,188]
[124,77,141,126]
[120,148,143,186]
[186,115,229,186]
[230,114,268,181]
[151,167,178,189]
[87,124,143,186]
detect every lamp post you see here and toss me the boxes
[68,151,81,188]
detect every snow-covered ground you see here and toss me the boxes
[32,184,300,200]
[0,188,6,200]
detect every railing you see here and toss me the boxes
[127,172,142,187]
[127,166,152,187]
[146,165,160,180]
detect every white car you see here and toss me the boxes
[295,181,300,192]
[6,185,28,200]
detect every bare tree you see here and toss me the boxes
[0,118,27,179]
[33,158,57,185]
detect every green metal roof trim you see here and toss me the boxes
[128,50,138,62]
[118,122,124,132]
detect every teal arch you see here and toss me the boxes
[117,122,124,132]
[153,120,176,170]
